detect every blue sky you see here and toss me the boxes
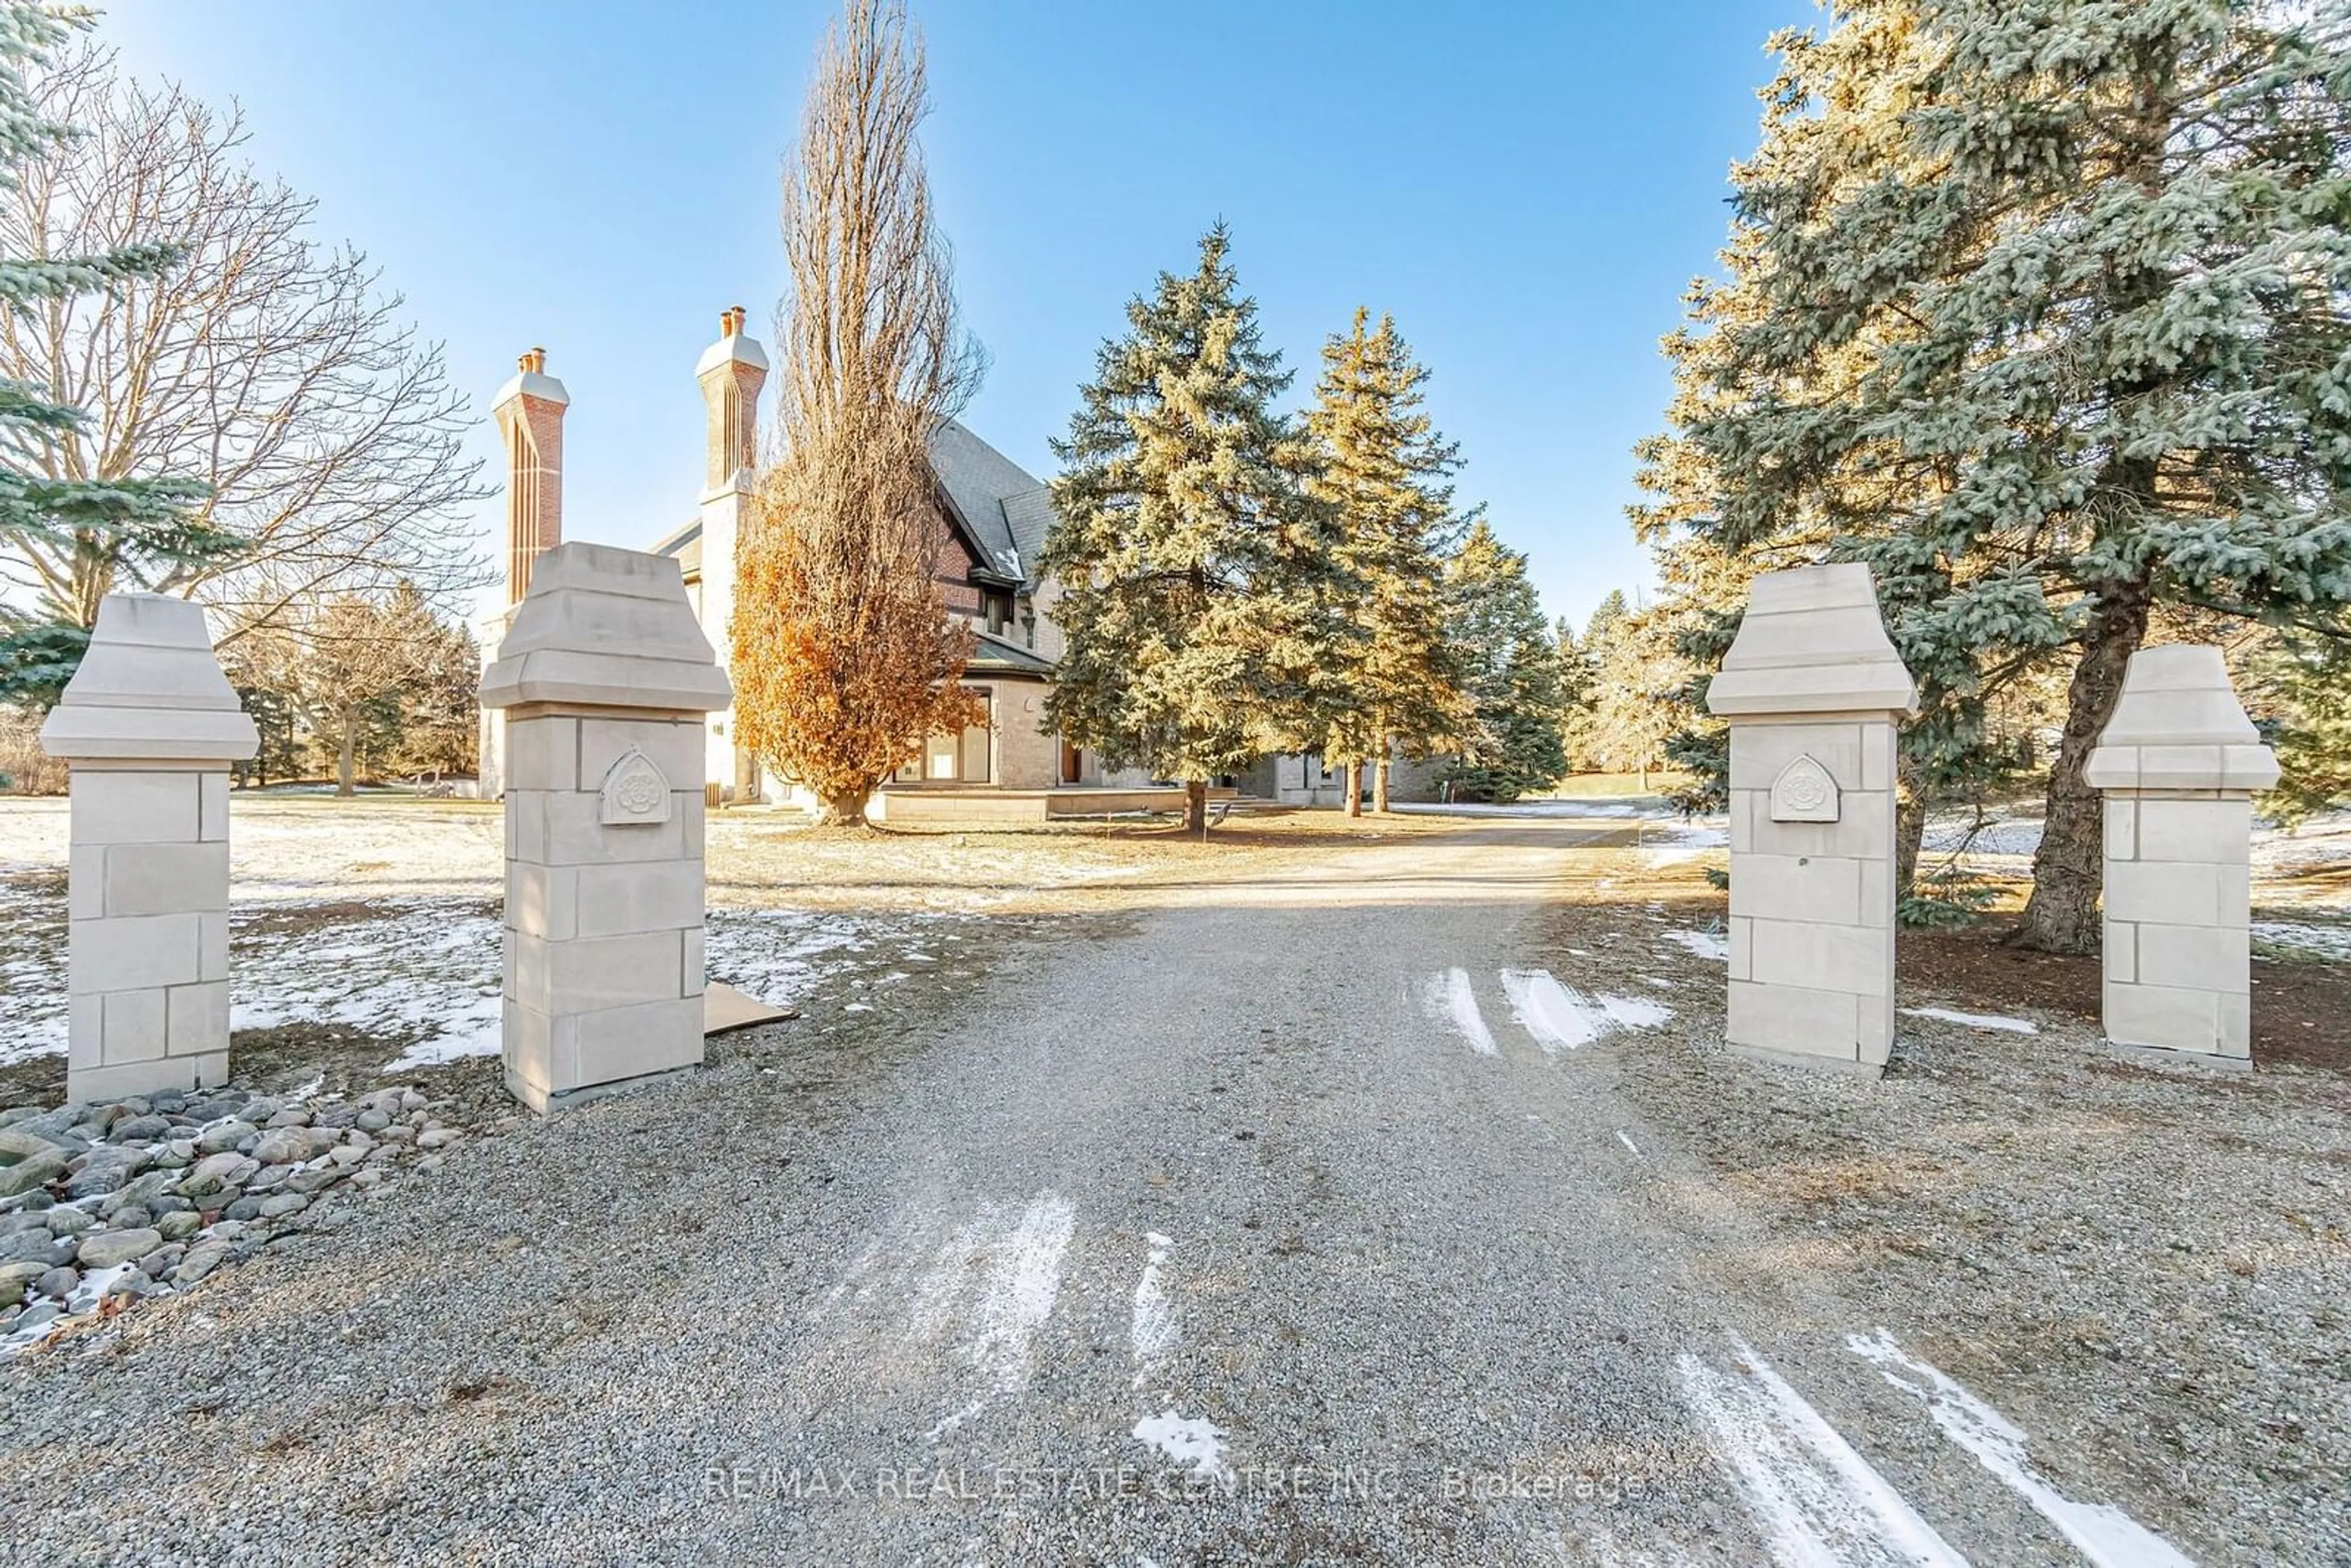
[97,0,1813,632]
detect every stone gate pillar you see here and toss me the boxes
[40,595,258,1103]
[479,542,733,1113]
[2083,645,2276,1069]
[1705,564,1916,1075]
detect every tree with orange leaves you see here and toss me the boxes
[732,0,983,826]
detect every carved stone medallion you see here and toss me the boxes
[1768,753,1840,823]
[599,747,672,826]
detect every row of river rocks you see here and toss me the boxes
[0,1083,468,1349]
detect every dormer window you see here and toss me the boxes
[980,587,1013,635]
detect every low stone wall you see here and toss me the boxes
[869,786,1236,825]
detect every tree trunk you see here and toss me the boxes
[2014,583,2152,954]
[820,790,868,828]
[1373,752,1392,814]
[1343,761,1362,818]
[336,712,356,797]
[1185,779,1208,836]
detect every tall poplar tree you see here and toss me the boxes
[0,1,234,703]
[1305,309,1469,813]
[732,0,983,825]
[1639,0,2351,953]
[1042,225,1335,834]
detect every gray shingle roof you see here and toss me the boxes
[929,419,1056,587]
[965,628,1057,677]
[650,422,1058,593]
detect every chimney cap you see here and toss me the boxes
[699,310,770,378]
[495,345,570,411]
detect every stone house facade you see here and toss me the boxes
[478,312,1146,809]
[476,310,1444,812]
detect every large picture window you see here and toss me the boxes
[894,688,992,784]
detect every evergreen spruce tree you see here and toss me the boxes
[1635,1,2019,899]
[1578,590,1679,790]
[1042,225,1337,834]
[1304,308,1469,813]
[0,2,236,703]
[1440,521,1567,801]
[1552,613,1596,773]
[1639,0,2351,952]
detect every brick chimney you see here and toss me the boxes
[696,306,768,496]
[493,347,570,604]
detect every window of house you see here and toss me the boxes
[896,689,994,785]
[981,587,1013,635]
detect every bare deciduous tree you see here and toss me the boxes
[732,0,986,826]
[0,45,488,637]
[227,582,467,796]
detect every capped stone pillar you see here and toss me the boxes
[479,542,732,1113]
[40,595,258,1103]
[2084,645,2277,1069]
[1706,564,1917,1075]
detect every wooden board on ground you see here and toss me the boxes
[705,980,789,1036]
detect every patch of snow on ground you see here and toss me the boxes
[0,885,910,1071]
[1499,969,1603,1052]
[1129,1232,1176,1388]
[703,909,890,1002]
[1599,994,1674,1030]
[1662,929,1730,963]
[0,877,64,1062]
[1901,1007,2039,1036]
[1922,814,2047,858]
[1420,967,1499,1056]
[1133,1409,1232,1485]
[0,1264,132,1359]
[229,902,505,1072]
[1676,1340,1967,1568]
[1849,1330,2193,1568]
[2252,921,2351,962]
[1641,817,1730,866]
[2255,808,2351,879]
[920,1191,1077,1439]
[1498,969,1674,1054]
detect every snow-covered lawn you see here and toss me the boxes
[0,878,956,1075]
[0,795,1093,1081]
[2252,920,2351,963]
[1925,803,2351,882]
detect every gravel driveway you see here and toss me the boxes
[0,817,2271,1564]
